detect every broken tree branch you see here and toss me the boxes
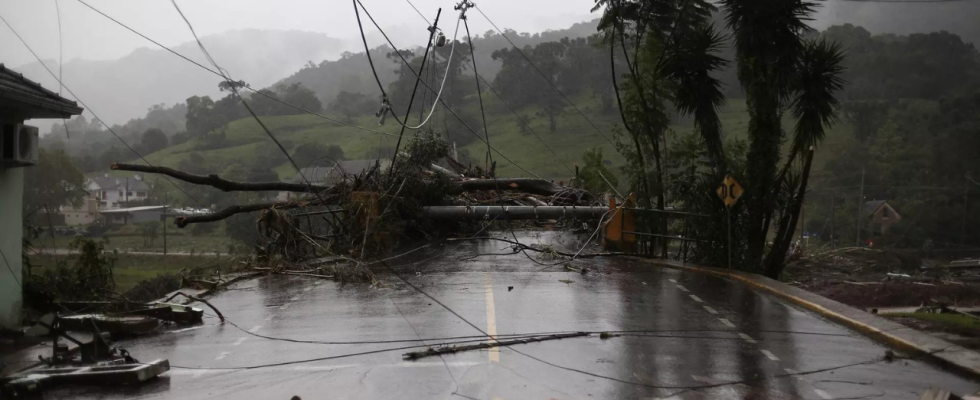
[161,291,225,322]
[403,332,588,360]
[174,201,321,228]
[447,236,629,259]
[112,162,330,193]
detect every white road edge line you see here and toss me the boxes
[676,285,689,292]
[760,349,780,361]
[813,388,833,399]
[738,333,757,344]
[669,279,677,283]
[232,337,248,346]
[703,306,718,314]
[249,325,262,333]
[689,295,703,303]
[214,351,230,360]
[719,318,736,328]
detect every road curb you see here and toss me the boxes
[639,258,980,380]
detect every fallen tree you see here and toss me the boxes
[114,132,599,260]
[112,163,330,193]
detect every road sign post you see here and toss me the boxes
[716,175,744,270]
[727,207,731,270]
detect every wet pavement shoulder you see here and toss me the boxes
[644,257,980,380]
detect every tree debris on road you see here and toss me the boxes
[402,332,588,360]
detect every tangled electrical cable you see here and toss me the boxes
[354,0,461,131]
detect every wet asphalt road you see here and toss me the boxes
[45,232,980,399]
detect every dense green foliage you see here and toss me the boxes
[23,148,85,218]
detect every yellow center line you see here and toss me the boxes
[485,272,499,363]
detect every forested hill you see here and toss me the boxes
[273,19,601,106]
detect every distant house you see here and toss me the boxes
[0,64,83,329]
[85,173,150,209]
[62,195,99,226]
[864,200,902,237]
[279,160,390,200]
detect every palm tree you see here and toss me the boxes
[720,0,845,277]
[595,0,728,254]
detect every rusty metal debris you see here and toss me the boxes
[1,358,169,397]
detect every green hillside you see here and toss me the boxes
[138,94,853,204]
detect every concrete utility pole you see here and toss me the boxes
[855,167,865,247]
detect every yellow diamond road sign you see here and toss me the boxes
[716,174,744,208]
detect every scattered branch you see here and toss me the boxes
[403,332,589,360]
[448,236,628,259]
[112,163,330,193]
[174,201,321,228]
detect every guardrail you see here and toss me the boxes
[604,194,713,262]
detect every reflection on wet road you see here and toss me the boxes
[46,232,980,399]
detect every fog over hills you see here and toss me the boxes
[12,29,346,131]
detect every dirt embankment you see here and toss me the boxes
[785,246,980,309]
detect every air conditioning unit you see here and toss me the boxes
[0,123,39,167]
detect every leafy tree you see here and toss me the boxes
[250,83,322,116]
[595,0,727,254]
[720,0,846,277]
[822,24,980,100]
[139,128,168,154]
[330,91,373,122]
[578,146,618,195]
[25,238,116,303]
[23,148,85,218]
[185,95,219,136]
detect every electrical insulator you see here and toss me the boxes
[436,31,447,47]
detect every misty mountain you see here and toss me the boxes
[13,29,347,129]
[813,1,980,47]
[275,19,601,106]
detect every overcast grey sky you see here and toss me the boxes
[1,0,596,68]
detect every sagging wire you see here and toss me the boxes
[74,0,398,139]
[168,0,340,232]
[404,1,573,175]
[345,0,544,179]
[473,5,616,147]
[354,0,460,131]
[54,0,70,139]
[0,13,216,215]
[377,254,922,395]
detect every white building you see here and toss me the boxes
[0,64,83,330]
[84,173,150,209]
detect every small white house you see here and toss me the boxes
[84,173,150,209]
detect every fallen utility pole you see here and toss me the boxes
[421,206,607,220]
[402,332,588,360]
